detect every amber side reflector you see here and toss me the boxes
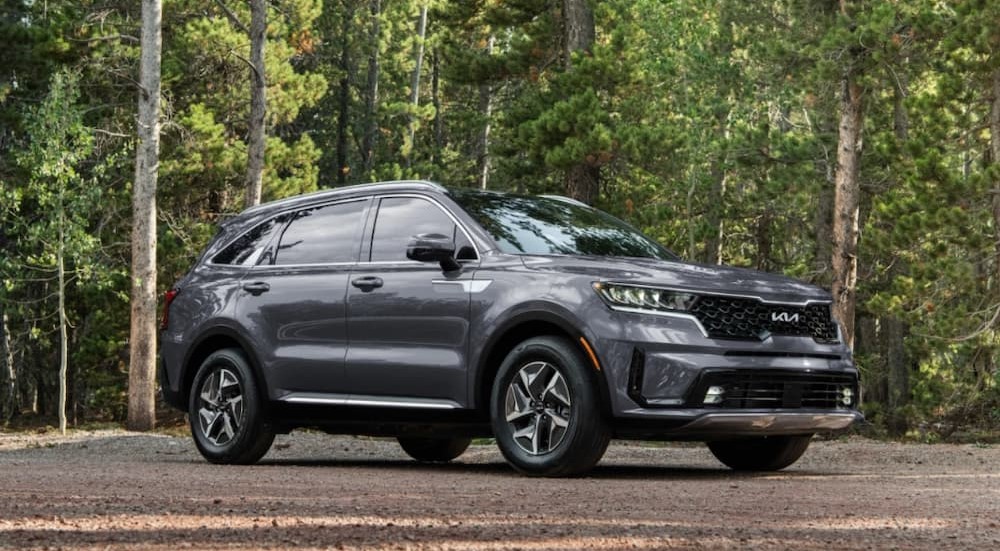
[579,336,602,371]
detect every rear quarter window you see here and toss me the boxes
[212,218,281,266]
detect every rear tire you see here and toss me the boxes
[707,435,812,471]
[189,348,274,465]
[397,437,471,462]
[490,336,611,477]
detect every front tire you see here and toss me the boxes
[490,336,611,477]
[707,435,812,471]
[397,437,471,462]
[189,348,274,465]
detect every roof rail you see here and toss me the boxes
[239,180,446,217]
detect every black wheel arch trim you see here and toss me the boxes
[179,324,271,415]
[470,303,613,415]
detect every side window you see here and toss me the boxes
[274,200,366,265]
[212,218,279,266]
[369,197,475,262]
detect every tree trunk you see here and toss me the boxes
[885,68,911,434]
[565,163,601,205]
[57,209,67,435]
[562,0,595,69]
[336,3,353,187]
[0,308,15,421]
[432,49,444,159]
[990,70,1000,316]
[831,72,864,349]
[476,35,495,190]
[703,3,733,265]
[127,0,162,432]
[244,0,267,207]
[406,5,428,169]
[361,0,381,175]
[813,139,835,284]
[562,0,598,203]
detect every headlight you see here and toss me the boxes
[593,282,698,312]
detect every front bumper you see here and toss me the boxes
[613,409,863,440]
[591,307,861,439]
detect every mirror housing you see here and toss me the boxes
[406,233,461,272]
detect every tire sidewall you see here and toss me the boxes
[490,337,604,474]
[188,348,266,463]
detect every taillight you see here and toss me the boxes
[161,289,179,331]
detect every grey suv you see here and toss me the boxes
[160,180,860,476]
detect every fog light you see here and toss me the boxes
[704,385,725,405]
[840,387,854,407]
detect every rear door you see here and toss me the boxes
[236,197,370,398]
[344,195,478,406]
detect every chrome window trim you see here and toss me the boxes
[207,197,372,269]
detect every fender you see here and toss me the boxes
[469,301,613,413]
[180,323,271,410]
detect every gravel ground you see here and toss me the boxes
[0,430,998,550]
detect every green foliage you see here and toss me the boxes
[1,0,999,434]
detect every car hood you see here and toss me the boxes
[519,255,831,304]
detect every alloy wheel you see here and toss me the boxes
[504,361,572,455]
[197,367,245,446]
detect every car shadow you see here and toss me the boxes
[254,457,840,480]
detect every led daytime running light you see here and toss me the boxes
[593,283,697,312]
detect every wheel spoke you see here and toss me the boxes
[512,416,541,455]
[546,409,569,428]
[505,383,533,422]
[541,370,571,407]
[221,412,236,442]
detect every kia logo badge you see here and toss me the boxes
[771,311,800,323]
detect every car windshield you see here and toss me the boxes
[448,189,678,261]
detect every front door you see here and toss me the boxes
[345,195,478,406]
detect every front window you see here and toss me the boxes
[369,197,476,262]
[449,190,677,260]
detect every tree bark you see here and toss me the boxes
[703,3,733,265]
[361,0,381,175]
[57,208,67,435]
[476,35,495,190]
[406,5,428,168]
[0,308,15,421]
[127,0,162,432]
[831,73,864,349]
[336,3,353,187]
[990,70,1000,308]
[562,0,595,69]
[885,68,911,434]
[562,0,598,203]
[565,163,601,205]
[432,49,444,159]
[244,0,267,207]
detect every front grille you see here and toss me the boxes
[689,295,839,343]
[687,369,857,409]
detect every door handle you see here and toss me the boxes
[242,281,270,296]
[351,276,384,292]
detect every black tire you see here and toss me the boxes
[397,437,472,462]
[707,435,812,471]
[490,336,611,477]
[188,348,275,465]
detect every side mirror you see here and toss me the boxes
[406,233,461,272]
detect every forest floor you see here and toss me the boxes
[0,430,997,550]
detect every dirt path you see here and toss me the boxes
[0,431,997,550]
